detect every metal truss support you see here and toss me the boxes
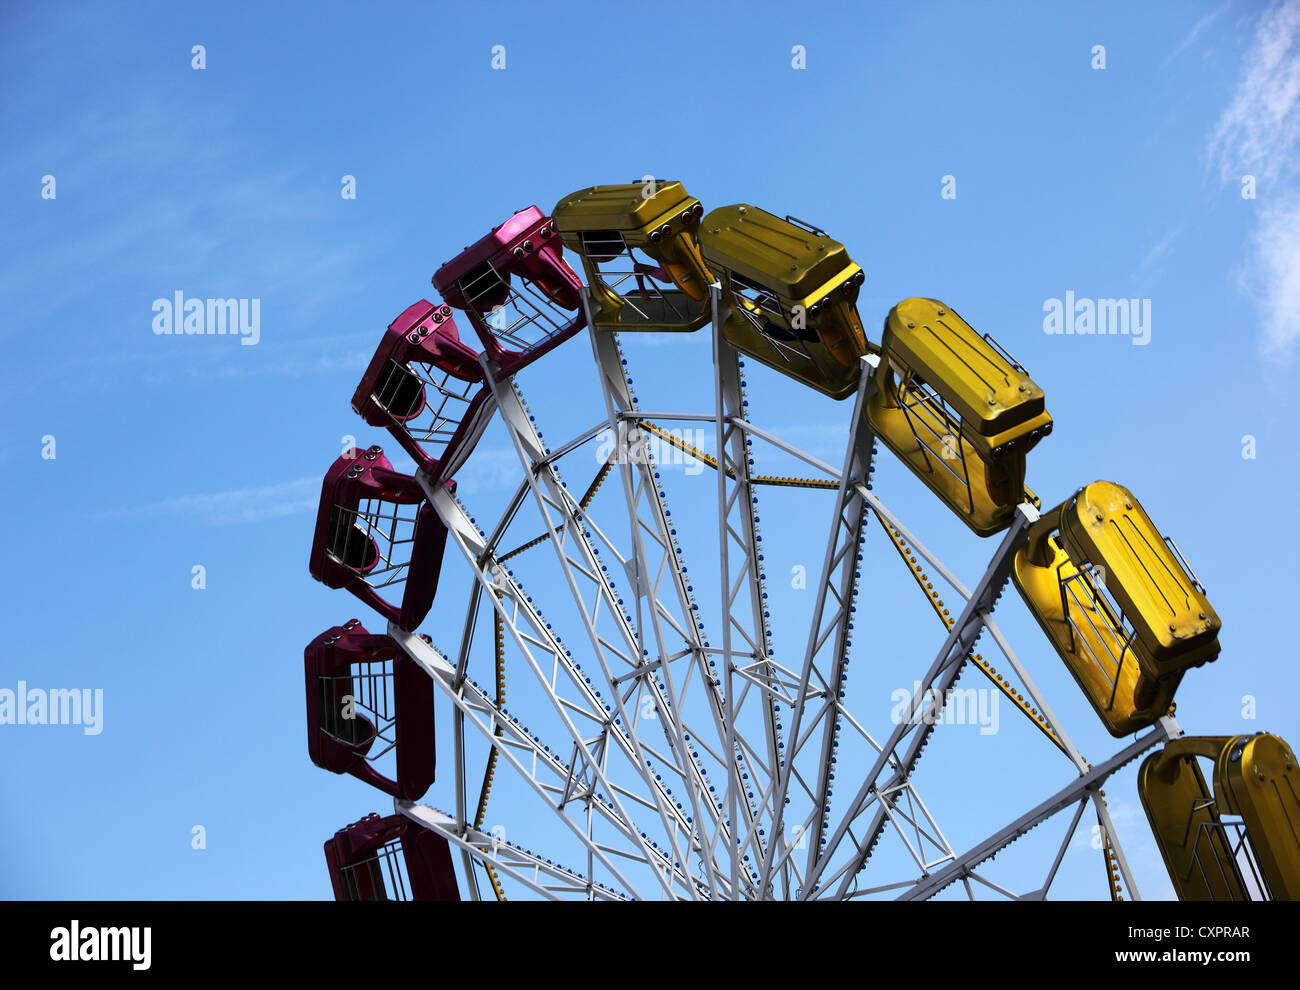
[897,718,1177,900]
[379,292,1177,902]
[761,355,877,896]
[805,503,1038,898]
[472,352,742,897]
[395,801,631,901]
[406,484,707,899]
[710,282,785,899]
[388,622,668,899]
[586,288,770,898]
[853,493,1146,900]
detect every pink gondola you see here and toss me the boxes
[324,812,459,901]
[352,299,496,485]
[305,619,437,800]
[308,445,449,631]
[432,206,585,379]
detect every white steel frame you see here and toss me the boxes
[382,284,1168,900]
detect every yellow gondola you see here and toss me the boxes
[697,205,869,399]
[868,298,1051,536]
[551,181,713,332]
[1139,733,1300,900]
[1059,481,1220,678]
[1012,481,1219,736]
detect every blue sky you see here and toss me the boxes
[1,0,1297,900]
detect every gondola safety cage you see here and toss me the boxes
[351,299,496,486]
[432,206,586,380]
[305,619,437,801]
[1138,733,1299,900]
[697,204,870,400]
[552,181,713,333]
[308,445,451,632]
[324,812,460,901]
[1012,481,1221,736]
[867,298,1052,536]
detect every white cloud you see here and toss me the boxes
[1208,0,1300,364]
[1161,3,1230,70]
[111,476,321,525]
[1140,223,1186,273]
[0,95,367,344]
[451,447,526,496]
[110,447,524,527]
[1251,193,1300,362]
[1208,1,1300,185]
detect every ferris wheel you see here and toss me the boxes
[305,181,1300,901]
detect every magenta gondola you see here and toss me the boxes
[432,206,585,379]
[352,299,496,485]
[323,812,459,901]
[308,445,449,631]
[305,619,436,800]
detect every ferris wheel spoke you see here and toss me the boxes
[417,482,720,899]
[478,362,745,896]
[395,802,632,901]
[979,615,1087,764]
[868,509,1073,757]
[711,285,786,898]
[589,309,774,897]
[763,355,876,895]
[808,504,1038,899]
[872,790,945,877]
[604,340,873,889]
[874,781,956,872]
[1090,788,1140,898]
[895,720,1176,900]
[846,592,1090,890]
[1020,795,1092,901]
[965,871,1023,900]
[831,495,1098,891]
[864,488,1108,799]
[387,625,670,899]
